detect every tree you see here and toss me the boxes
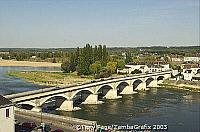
[89,61,102,75]
[107,61,117,74]
[97,45,103,61]
[102,45,108,66]
[95,67,112,79]
[69,53,76,72]
[61,60,71,73]
[52,58,56,63]
[74,47,80,66]
[94,45,98,62]
[125,52,132,64]
[77,48,90,75]
[116,59,125,70]
[131,69,142,74]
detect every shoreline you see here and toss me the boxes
[7,70,92,87]
[160,80,200,92]
[0,59,61,67]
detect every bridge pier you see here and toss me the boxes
[120,85,138,94]
[148,80,158,87]
[157,80,164,85]
[136,82,149,91]
[31,107,42,112]
[104,89,122,99]
[82,94,103,104]
[57,100,81,111]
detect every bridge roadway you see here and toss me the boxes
[5,71,171,111]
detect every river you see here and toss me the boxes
[0,66,60,95]
[0,66,199,132]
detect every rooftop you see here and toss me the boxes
[0,95,13,108]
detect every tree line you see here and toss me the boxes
[61,44,131,78]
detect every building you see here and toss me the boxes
[169,55,183,62]
[184,57,200,62]
[117,62,170,74]
[117,62,149,74]
[171,57,183,62]
[148,64,170,73]
[182,63,200,81]
[0,95,14,132]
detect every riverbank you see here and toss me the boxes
[0,59,61,67]
[7,71,93,86]
[160,80,200,92]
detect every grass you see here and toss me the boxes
[7,71,94,86]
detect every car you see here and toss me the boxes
[15,119,21,125]
[91,80,96,83]
[37,123,51,132]
[100,78,105,81]
[22,122,37,129]
[51,129,64,132]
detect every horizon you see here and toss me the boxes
[0,45,199,50]
[0,0,199,48]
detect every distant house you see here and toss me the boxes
[184,57,200,62]
[148,64,170,73]
[117,62,170,74]
[0,95,14,132]
[169,55,183,62]
[171,57,183,62]
[182,63,200,81]
[183,70,193,81]
[182,63,199,74]
[117,62,148,74]
[30,56,37,59]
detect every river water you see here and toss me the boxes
[0,66,199,132]
[0,66,60,95]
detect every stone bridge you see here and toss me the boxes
[5,71,171,112]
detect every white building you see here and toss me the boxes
[182,67,200,81]
[0,95,14,132]
[117,64,149,74]
[171,57,183,62]
[117,63,170,74]
[184,57,200,62]
[148,64,170,73]
[183,70,193,81]
[172,70,179,76]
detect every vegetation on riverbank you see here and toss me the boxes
[160,80,200,92]
[0,59,61,67]
[7,71,93,86]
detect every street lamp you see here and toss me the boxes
[40,86,45,132]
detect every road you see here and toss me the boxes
[15,109,96,132]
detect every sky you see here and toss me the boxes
[0,0,199,48]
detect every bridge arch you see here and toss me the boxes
[70,89,94,105]
[132,79,143,90]
[146,77,154,87]
[197,69,200,74]
[17,101,36,110]
[39,94,70,107]
[17,101,36,107]
[70,88,94,99]
[116,81,129,95]
[96,84,113,99]
[157,76,165,81]
[96,84,113,93]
